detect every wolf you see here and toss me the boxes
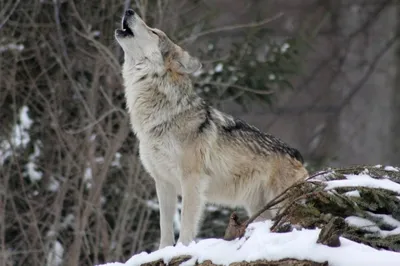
[115,9,308,249]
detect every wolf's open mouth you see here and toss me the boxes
[116,18,134,37]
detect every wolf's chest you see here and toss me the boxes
[138,138,183,189]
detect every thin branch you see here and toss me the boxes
[0,0,20,31]
[65,108,125,135]
[197,81,275,95]
[180,12,284,44]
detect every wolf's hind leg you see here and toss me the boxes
[155,179,177,249]
[246,200,275,222]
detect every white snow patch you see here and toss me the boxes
[324,174,400,194]
[384,166,399,172]
[97,220,400,266]
[360,168,369,175]
[346,215,400,238]
[46,230,57,238]
[25,142,42,182]
[280,43,290,53]
[95,157,105,163]
[367,212,400,228]
[268,74,276,80]
[0,106,33,164]
[146,199,159,210]
[89,134,97,142]
[47,176,60,192]
[214,63,223,73]
[84,167,93,189]
[379,228,400,237]
[26,162,42,181]
[344,190,360,197]
[101,196,106,205]
[92,30,101,37]
[193,69,203,77]
[0,43,24,53]
[61,214,75,229]
[374,164,382,168]
[111,152,122,167]
[345,216,380,233]
[46,240,64,266]
[309,170,334,181]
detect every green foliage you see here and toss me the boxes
[193,33,308,109]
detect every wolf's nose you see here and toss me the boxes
[125,9,135,17]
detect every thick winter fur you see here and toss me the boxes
[115,9,308,249]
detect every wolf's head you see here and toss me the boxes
[115,9,201,75]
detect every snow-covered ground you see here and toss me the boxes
[97,220,400,266]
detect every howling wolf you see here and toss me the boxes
[115,9,308,249]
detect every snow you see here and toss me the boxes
[345,216,380,233]
[46,240,64,266]
[343,190,360,197]
[112,152,122,167]
[192,69,203,77]
[324,174,400,194]
[97,220,400,266]
[47,176,60,192]
[214,63,223,73]
[309,170,334,181]
[146,199,159,210]
[61,214,75,229]
[384,166,399,172]
[346,215,400,238]
[25,142,42,182]
[92,30,101,37]
[1,106,34,165]
[26,162,42,181]
[0,43,24,53]
[367,212,400,228]
[95,157,105,163]
[280,43,290,53]
[83,167,93,189]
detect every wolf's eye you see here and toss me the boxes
[150,30,158,36]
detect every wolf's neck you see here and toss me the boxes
[122,62,201,137]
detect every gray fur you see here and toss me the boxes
[115,10,308,249]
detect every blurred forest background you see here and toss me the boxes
[0,0,399,265]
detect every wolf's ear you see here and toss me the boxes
[175,51,202,74]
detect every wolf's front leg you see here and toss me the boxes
[155,179,177,249]
[177,177,205,246]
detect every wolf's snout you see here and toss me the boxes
[115,9,135,38]
[125,9,135,17]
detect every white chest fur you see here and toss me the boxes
[138,136,183,194]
